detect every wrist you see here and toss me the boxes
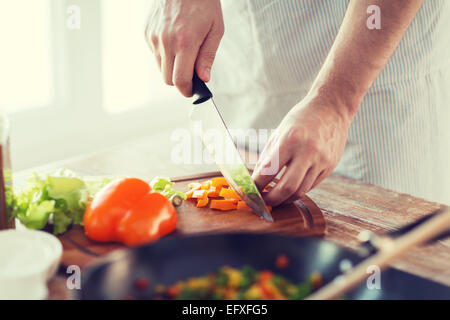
[306,69,367,123]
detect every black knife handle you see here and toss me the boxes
[192,71,212,104]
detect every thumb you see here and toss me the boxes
[195,26,223,82]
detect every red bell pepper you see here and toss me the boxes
[83,178,177,246]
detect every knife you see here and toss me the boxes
[190,73,274,222]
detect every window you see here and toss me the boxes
[101,0,176,113]
[5,0,186,171]
[0,0,53,112]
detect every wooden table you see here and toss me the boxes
[13,131,450,299]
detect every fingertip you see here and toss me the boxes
[202,67,211,82]
[195,65,211,83]
[180,87,193,98]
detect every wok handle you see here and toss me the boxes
[307,206,450,300]
[359,207,450,255]
[192,71,213,105]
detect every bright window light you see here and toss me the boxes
[0,0,53,112]
[101,0,175,114]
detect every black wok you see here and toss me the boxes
[79,233,450,300]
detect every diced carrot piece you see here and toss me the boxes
[196,198,209,207]
[203,180,212,186]
[259,271,273,281]
[210,199,238,211]
[237,201,272,214]
[219,187,241,200]
[275,254,289,269]
[207,186,220,198]
[211,177,229,188]
[237,201,250,210]
[167,285,180,298]
[192,189,208,199]
[185,189,195,199]
[188,182,202,190]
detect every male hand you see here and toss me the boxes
[252,94,353,207]
[145,0,224,97]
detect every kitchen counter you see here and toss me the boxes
[13,132,450,299]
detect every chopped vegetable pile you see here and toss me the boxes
[185,177,271,213]
[152,264,323,300]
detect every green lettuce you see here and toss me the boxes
[12,169,113,235]
[150,177,187,200]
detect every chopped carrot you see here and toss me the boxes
[237,201,250,210]
[207,186,220,198]
[236,201,271,213]
[259,271,274,281]
[201,180,212,188]
[188,182,202,190]
[192,189,208,199]
[275,254,289,269]
[185,189,195,199]
[211,177,229,189]
[219,187,241,200]
[210,199,238,211]
[134,277,150,290]
[196,198,209,207]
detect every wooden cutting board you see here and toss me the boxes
[57,172,326,268]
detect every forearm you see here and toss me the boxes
[309,0,424,120]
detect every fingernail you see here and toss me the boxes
[203,67,211,82]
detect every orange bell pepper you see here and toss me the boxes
[210,199,238,211]
[83,178,177,247]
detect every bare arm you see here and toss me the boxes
[253,0,424,206]
[312,0,424,119]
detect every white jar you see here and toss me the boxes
[0,229,62,300]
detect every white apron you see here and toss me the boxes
[210,0,450,204]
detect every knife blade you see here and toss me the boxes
[190,73,273,222]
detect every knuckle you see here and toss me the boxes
[320,152,332,164]
[305,139,319,153]
[160,31,171,47]
[286,127,303,146]
[150,33,159,47]
[174,31,192,51]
